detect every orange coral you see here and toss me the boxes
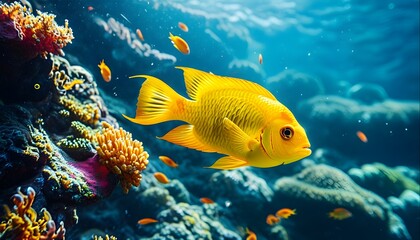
[0,187,66,240]
[95,122,149,193]
[0,2,74,59]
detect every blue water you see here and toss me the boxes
[3,0,419,239]
[58,0,419,100]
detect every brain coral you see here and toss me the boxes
[273,164,411,240]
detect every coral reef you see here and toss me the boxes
[138,202,241,240]
[95,122,149,194]
[273,164,411,240]
[0,3,146,234]
[0,2,73,60]
[348,162,420,198]
[0,187,66,240]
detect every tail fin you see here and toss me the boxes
[123,75,186,125]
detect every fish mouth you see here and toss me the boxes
[301,145,312,156]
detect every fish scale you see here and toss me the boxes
[183,89,282,155]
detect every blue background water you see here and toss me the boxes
[57,0,419,100]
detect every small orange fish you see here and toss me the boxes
[258,54,263,64]
[246,228,257,240]
[329,208,352,220]
[136,29,144,41]
[275,208,296,219]
[87,6,94,11]
[200,197,215,204]
[158,156,178,168]
[154,172,170,184]
[356,131,368,143]
[63,79,84,91]
[266,214,280,225]
[178,22,189,32]
[98,60,111,82]
[137,218,158,225]
[169,33,190,55]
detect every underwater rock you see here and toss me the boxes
[208,168,273,212]
[139,202,241,240]
[297,95,420,164]
[164,179,191,204]
[266,69,324,109]
[348,162,420,198]
[136,187,176,217]
[388,190,420,239]
[0,105,44,189]
[346,83,388,105]
[273,164,411,240]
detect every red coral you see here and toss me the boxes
[0,2,74,60]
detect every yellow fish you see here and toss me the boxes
[123,67,311,169]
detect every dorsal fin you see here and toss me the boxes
[176,67,277,101]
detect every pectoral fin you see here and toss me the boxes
[206,156,248,170]
[222,118,259,154]
[160,124,215,152]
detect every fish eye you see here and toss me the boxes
[280,127,294,140]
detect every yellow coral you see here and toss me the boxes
[95,122,149,193]
[59,94,100,125]
[0,187,65,240]
[0,2,74,58]
[93,235,118,240]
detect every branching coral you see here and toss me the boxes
[0,2,74,59]
[95,122,149,193]
[0,187,66,240]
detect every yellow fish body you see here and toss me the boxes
[123,67,311,169]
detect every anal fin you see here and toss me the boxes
[159,124,214,152]
[206,156,248,170]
